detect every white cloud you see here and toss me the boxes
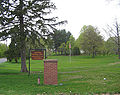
[51,0,120,40]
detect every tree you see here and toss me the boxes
[104,20,120,59]
[53,29,71,50]
[75,25,88,53]
[69,35,75,49]
[59,43,66,55]
[97,40,107,56]
[78,25,103,58]
[0,43,7,58]
[60,35,76,55]
[72,47,80,55]
[0,0,67,72]
[58,35,76,55]
[5,26,21,62]
[105,37,117,55]
[5,37,21,63]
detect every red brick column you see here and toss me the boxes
[44,59,58,85]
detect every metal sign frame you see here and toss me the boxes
[28,49,47,76]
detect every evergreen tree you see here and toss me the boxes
[0,0,66,72]
[53,29,71,50]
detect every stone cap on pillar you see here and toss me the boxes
[44,59,58,63]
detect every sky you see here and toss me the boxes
[51,0,120,40]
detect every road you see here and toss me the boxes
[0,58,7,64]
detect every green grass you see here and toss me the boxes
[0,55,120,95]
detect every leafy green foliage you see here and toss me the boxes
[57,35,75,55]
[106,37,117,55]
[5,38,21,63]
[72,47,80,55]
[53,29,71,50]
[0,43,7,57]
[77,25,103,57]
[69,35,75,49]
[58,43,66,55]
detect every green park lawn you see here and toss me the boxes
[0,55,120,95]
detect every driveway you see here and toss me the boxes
[0,58,7,64]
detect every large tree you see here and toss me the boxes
[0,0,66,72]
[77,25,103,58]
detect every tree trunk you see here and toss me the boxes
[92,52,95,58]
[9,58,12,62]
[116,21,120,59]
[118,46,120,59]
[15,58,18,63]
[21,44,28,72]
[19,0,28,72]
[118,52,120,59]
[92,46,95,58]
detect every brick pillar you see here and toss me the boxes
[44,59,57,85]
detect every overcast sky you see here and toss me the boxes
[51,0,120,40]
[2,0,120,45]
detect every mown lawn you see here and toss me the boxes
[0,55,120,95]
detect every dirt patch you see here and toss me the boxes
[73,81,89,83]
[61,75,83,81]
[59,71,81,74]
[31,71,43,74]
[108,62,120,66]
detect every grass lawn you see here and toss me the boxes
[0,55,120,95]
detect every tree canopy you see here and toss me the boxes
[77,25,103,57]
[52,29,71,50]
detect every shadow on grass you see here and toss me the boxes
[6,61,21,64]
[0,69,22,75]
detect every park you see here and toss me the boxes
[0,0,120,95]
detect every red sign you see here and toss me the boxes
[31,51,44,60]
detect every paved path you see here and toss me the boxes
[0,58,7,64]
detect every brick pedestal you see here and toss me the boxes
[44,59,57,85]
